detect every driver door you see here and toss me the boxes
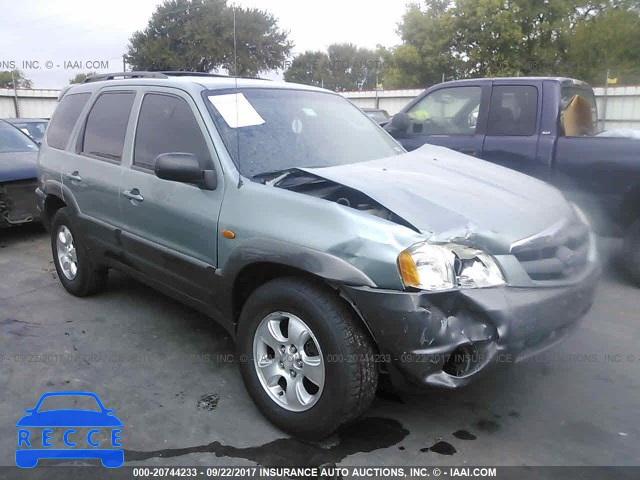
[390,85,489,155]
[118,89,223,304]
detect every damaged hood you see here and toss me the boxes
[0,151,38,183]
[301,144,573,253]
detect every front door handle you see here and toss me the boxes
[66,171,82,182]
[123,189,144,202]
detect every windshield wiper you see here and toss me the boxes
[251,168,299,182]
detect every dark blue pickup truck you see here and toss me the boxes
[385,77,640,284]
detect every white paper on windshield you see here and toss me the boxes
[207,93,265,128]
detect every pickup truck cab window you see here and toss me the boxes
[81,92,135,163]
[134,93,212,170]
[560,86,598,136]
[406,86,481,135]
[487,85,538,136]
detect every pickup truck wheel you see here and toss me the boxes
[622,219,640,286]
[237,277,378,439]
[50,207,108,296]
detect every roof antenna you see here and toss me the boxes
[233,5,242,188]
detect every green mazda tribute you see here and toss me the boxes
[37,72,600,439]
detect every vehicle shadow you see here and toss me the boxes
[0,223,47,248]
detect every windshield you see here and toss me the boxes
[205,88,403,179]
[37,394,101,412]
[9,121,48,143]
[0,122,40,153]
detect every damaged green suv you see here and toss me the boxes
[37,72,600,439]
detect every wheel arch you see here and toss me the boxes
[41,180,80,229]
[223,239,378,343]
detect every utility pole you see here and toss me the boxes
[602,69,609,131]
[10,70,20,118]
[375,73,379,109]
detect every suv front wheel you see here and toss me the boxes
[237,277,378,439]
[50,207,108,296]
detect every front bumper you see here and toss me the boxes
[342,258,600,390]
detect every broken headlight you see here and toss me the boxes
[398,242,505,291]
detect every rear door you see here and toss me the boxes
[389,84,489,155]
[481,82,544,178]
[63,89,135,252]
[118,88,223,303]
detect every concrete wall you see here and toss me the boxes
[593,86,640,130]
[0,88,59,119]
[343,85,640,131]
[3,84,639,131]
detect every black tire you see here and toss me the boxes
[237,277,378,439]
[622,219,640,286]
[50,207,108,296]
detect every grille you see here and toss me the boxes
[511,220,590,281]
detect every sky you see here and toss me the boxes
[0,0,406,89]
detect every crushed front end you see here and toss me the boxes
[0,180,40,227]
[341,219,601,390]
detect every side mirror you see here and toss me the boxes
[154,153,217,190]
[388,112,410,132]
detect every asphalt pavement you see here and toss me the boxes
[0,225,638,475]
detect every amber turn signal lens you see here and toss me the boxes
[221,229,236,239]
[398,250,420,287]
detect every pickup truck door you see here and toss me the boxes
[118,89,223,304]
[388,84,490,156]
[481,81,545,179]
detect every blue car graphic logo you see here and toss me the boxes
[16,391,123,468]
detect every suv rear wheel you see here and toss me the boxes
[622,219,640,286]
[237,277,378,439]
[50,207,108,296]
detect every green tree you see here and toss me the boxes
[0,70,33,89]
[69,72,97,84]
[384,1,460,88]
[389,0,640,87]
[283,51,330,87]
[126,0,292,76]
[284,43,384,91]
[568,5,640,84]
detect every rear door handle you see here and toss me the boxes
[66,171,82,182]
[123,189,144,202]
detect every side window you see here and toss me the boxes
[134,93,211,170]
[560,87,597,137]
[81,92,135,162]
[407,86,481,135]
[487,86,538,136]
[46,93,91,150]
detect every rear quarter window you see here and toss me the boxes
[81,92,135,162]
[46,93,91,150]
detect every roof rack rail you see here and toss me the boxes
[82,70,269,84]
[160,71,229,78]
[83,72,168,83]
